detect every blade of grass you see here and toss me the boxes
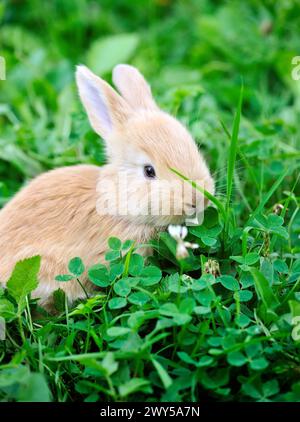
[220,119,260,193]
[270,172,299,250]
[123,241,136,277]
[250,268,280,309]
[225,84,244,231]
[169,167,226,221]
[246,168,289,226]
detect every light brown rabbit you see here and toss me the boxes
[0,64,214,309]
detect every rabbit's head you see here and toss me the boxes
[76,64,214,227]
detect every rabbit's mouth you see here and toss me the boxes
[183,201,207,226]
[183,202,205,217]
[184,202,197,214]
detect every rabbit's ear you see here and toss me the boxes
[76,65,131,139]
[113,64,158,111]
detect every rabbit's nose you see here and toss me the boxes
[185,202,196,209]
[191,191,197,207]
[184,202,197,216]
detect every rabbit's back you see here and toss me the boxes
[0,165,105,303]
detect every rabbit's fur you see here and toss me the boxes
[0,64,214,309]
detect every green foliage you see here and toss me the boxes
[0,366,51,402]
[6,256,41,311]
[68,257,85,277]
[0,0,300,404]
[87,33,139,76]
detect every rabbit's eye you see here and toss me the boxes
[144,165,156,179]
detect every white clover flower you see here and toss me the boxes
[204,259,220,277]
[168,225,199,260]
[168,224,188,240]
[273,203,284,215]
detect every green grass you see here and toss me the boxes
[0,0,300,402]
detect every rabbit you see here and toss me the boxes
[0,64,215,310]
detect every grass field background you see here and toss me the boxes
[0,0,300,402]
